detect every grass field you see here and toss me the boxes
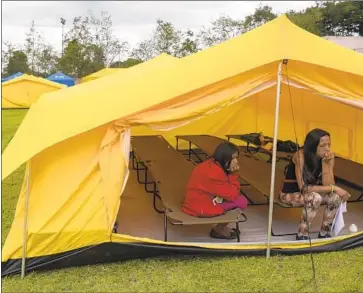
[1,109,363,292]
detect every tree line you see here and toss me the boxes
[2,1,362,78]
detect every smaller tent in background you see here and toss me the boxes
[47,72,75,87]
[2,74,66,109]
[1,72,23,83]
[81,68,124,83]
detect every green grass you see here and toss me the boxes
[2,109,363,292]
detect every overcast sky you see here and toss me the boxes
[2,1,316,54]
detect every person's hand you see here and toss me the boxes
[334,186,351,202]
[230,160,240,173]
[322,151,335,167]
[322,151,335,161]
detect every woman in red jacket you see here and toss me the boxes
[183,142,248,240]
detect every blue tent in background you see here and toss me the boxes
[46,72,75,87]
[1,72,23,83]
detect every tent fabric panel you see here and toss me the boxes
[81,68,124,83]
[1,124,115,261]
[132,83,363,163]
[2,232,363,277]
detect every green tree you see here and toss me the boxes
[287,5,324,36]
[35,45,59,77]
[177,29,200,57]
[199,15,245,47]
[58,40,104,77]
[110,58,143,68]
[131,39,157,61]
[6,50,30,75]
[2,41,16,75]
[90,11,129,66]
[319,1,363,36]
[244,5,277,31]
[58,11,128,77]
[131,19,200,60]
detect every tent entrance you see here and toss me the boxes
[115,158,363,244]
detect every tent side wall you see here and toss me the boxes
[1,124,113,262]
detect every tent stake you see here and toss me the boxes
[266,60,285,259]
[21,162,31,278]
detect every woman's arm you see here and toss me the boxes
[322,152,335,186]
[294,151,332,195]
[205,168,240,202]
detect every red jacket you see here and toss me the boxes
[182,159,240,217]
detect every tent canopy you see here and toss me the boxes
[2,15,363,264]
[1,72,23,83]
[1,74,66,109]
[47,72,75,87]
[81,68,125,83]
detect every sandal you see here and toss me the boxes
[210,229,237,240]
[318,233,332,239]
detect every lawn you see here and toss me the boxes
[1,109,363,292]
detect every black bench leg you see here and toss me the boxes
[357,192,363,201]
[164,213,168,242]
[236,222,240,243]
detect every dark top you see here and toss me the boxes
[281,160,322,194]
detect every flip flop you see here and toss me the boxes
[210,229,237,240]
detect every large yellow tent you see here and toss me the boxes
[81,68,125,83]
[1,74,66,109]
[2,15,363,276]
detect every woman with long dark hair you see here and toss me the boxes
[280,128,351,240]
[183,142,248,240]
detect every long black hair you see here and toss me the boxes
[212,142,239,174]
[302,128,330,185]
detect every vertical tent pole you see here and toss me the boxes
[266,60,285,259]
[21,162,31,278]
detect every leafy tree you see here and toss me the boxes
[287,5,324,36]
[23,20,59,76]
[131,39,157,61]
[319,1,363,36]
[131,19,200,60]
[35,44,59,77]
[24,20,45,74]
[58,39,104,77]
[90,11,129,66]
[244,5,277,31]
[6,50,30,75]
[199,15,245,47]
[2,41,17,75]
[110,58,143,68]
[177,29,200,57]
[59,11,128,77]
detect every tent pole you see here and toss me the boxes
[21,162,31,278]
[266,60,285,259]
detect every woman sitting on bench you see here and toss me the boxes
[183,142,248,240]
[280,128,351,240]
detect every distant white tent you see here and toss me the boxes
[324,36,363,53]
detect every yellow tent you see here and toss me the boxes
[2,15,363,276]
[1,74,66,109]
[81,68,125,83]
